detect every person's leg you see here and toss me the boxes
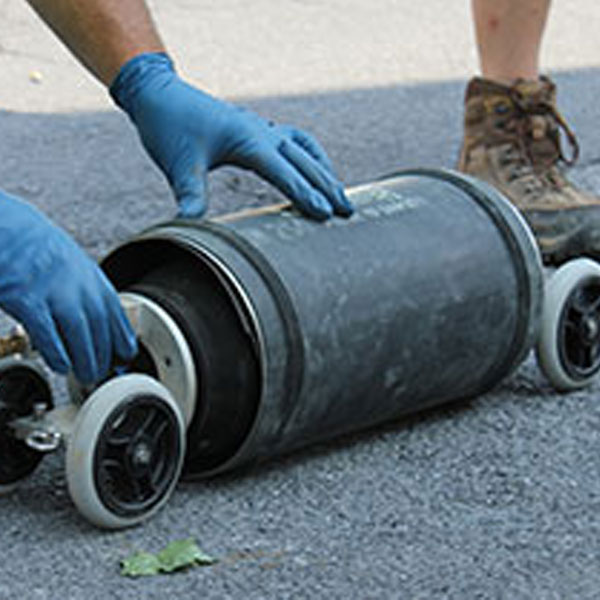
[457,0,600,266]
[472,0,550,84]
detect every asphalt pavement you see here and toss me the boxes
[1,2,600,599]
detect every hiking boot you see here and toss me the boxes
[457,76,600,265]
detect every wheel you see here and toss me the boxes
[0,358,53,494]
[66,374,185,529]
[536,258,600,391]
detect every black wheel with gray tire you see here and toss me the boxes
[66,374,185,529]
[536,258,600,391]
[0,359,52,494]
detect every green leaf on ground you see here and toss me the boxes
[157,538,217,572]
[120,538,217,577]
[121,551,162,577]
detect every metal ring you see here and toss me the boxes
[119,292,197,426]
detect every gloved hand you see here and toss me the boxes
[110,52,353,220]
[0,191,137,383]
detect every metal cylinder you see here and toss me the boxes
[101,169,544,478]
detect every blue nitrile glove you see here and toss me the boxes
[0,191,137,384]
[110,52,353,220]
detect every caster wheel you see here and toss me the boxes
[0,358,53,494]
[537,258,600,391]
[66,374,185,529]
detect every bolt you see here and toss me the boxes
[132,442,152,467]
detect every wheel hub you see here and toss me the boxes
[581,315,600,343]
[129,439,153,472]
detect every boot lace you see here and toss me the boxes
[508,83,580,168]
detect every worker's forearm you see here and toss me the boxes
[26,0,165,85]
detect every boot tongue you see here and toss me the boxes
[514,80,554,142]
[464,76,512,101]
[464,76,554,102]
[512,77,556,110]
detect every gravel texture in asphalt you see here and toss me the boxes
[1,2,600,598]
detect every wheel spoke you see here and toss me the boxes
[129,475,143,502]
[568,300,585,321]
[581,344,592,368]
[569,289,588,315]
[106,407,154,447]
[576,341,589,368]
[564,320,579,336]
[130,472,155,502]
[150,419,170,448]
[571,285,600,319]
[138,407,159,438]
[101,457,127,477]
[150,447,170,488]
[105,432,131,447]
[589,293,600,313]
[103,440,128,463]
[141,472,156,496]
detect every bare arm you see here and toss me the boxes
[26,0,351,221]
[26,0,165,84]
